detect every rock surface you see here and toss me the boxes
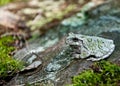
[7,0,120,86]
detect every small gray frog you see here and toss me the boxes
[66,33,115,61]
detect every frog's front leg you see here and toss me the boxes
[72,53,80,59]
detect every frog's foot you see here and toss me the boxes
[87,57,103,61]
[87,55,109,61]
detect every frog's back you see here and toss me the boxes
[83,36,115,57]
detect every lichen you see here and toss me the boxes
[61,12,86,27]
[68,61,120,86]
[0,36,23,77]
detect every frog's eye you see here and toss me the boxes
[72,37,79,42]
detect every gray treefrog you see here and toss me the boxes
[66,33,115,61]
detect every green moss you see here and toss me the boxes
[0,36,23,77]
[69,61,120,86]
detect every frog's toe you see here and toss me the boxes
[73,54,80,59]
[87,57,102,61]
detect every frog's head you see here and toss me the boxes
[66,33,83,47]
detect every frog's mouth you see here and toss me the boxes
[70,45,80,49]
[70,45,81,54]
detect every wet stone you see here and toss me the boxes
[45,48,72,73]
[46,62,61,72]
[45,33,115,79]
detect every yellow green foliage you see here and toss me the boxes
[0,0,14,5]
[0,36,23,77]
[28,5,76,30]
[69,61,120,86]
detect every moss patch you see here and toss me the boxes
[69,61,120,86]
[0,36,23,77]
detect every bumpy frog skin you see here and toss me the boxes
[66,33,115,61]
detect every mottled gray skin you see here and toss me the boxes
[66,33,115,61]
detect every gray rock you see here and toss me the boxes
[22,61,42,71]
